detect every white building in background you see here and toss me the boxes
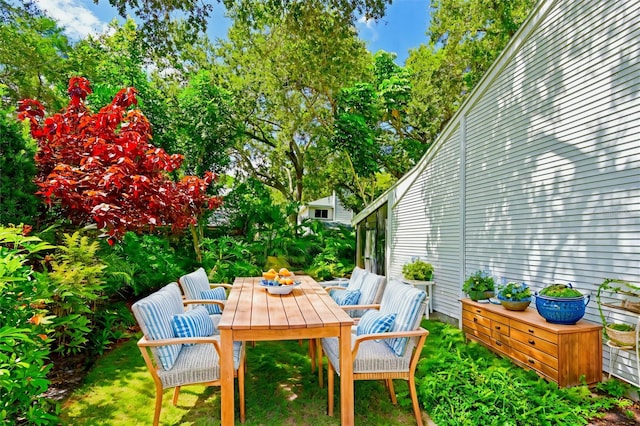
[298,191,354,226]
[353,0,640,386]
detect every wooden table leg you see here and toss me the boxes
[339,323,354,425]
[220,329,235,425]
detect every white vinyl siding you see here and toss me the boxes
[356,0,640,386]
[390,127,462,319]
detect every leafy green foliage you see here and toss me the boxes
[0,225,58,425]
[406,0,536,145]
[497,282,532,301]
[539,284,583,298]
[36,232,107,356]
[100,231,193,296]
[0,95,40,225]
[200,236,261,284]
[418,321,620,425]
[402,259,434,281]
[463,270,496,293]
[0,4,70,109]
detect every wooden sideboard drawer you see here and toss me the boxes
[460,299,602,387]
[510,338,559,370]
[510,320,558,344]
[463,323,491,346]
[491,319,510,337]
[510,347,559,382]
[462,309,491,329]
[510,328,558,357]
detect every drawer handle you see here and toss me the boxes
[495,341,502,346]
[476,309,481,313]
[528,359,536,365]
[528,339,535,345]
[495,326,501,330]
[473,318,478,323]
[528,329,535,334]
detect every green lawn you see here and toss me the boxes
[60,320,628,425]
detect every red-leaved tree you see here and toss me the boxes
[18,77,222,244]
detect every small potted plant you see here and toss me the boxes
[497,282,532,311]
[402,259,434,282]
[596,278,639,347]
[535,283,590,324]
[463,270,495,301]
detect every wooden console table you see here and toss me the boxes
[461,299,602,387]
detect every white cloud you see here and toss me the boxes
[34,0,109,39]
[356,15,379,42]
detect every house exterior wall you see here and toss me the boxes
[373,0,640,385]
[389,126,463,319]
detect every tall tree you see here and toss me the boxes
[96,0,392,55]
[17,77,221,242]
[406,0,536,145]
[318,51,417,212]
[219,1,372,205]
[0,1,71,109]
[0,86,40,225]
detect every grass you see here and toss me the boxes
[60,337,419,425]
[60,319,630,425]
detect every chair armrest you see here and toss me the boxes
[352,327,429,358]
[324,286,348,292]
[138,335,222,352]
[183,299,226,309]
[209,283,233,289]
[340,304,381,312]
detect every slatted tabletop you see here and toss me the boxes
[220,275,352,334]
[219,275,355,425]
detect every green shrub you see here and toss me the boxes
[100,232,192,296]
[0,225,58,424]
[418,321,620,425]
[200,236,261,283]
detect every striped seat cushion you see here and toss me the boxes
[331,289,361,306]
[171,306,215,345]
[201,287,227,315]
[132,283,185,370]
[379,280,427,356]
[356,310,396,336]
[157,338,244,389]
[321,335,412,374]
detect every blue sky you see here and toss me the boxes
[33,0,431,64]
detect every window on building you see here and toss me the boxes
[314,209,329,219]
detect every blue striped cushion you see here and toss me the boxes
[379,280,427,356]
[356,310,396,336]
[332,289,361,306]
[171,307,215,345]
[131,283,184,370]
[201,287,227,314]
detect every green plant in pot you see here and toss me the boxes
[497,282,532,311]
[535,283,590,324]
[402,259,434,282]
[597,278,640,347]
[463,270,495,301]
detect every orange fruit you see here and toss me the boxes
[279,268,291,276]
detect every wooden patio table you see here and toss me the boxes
[219,275,355,425]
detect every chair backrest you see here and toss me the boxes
[131,283,184,371]
[345,266,367,291]
[179,267,210,299]
[379,279,427,356]
[350,272,386,317]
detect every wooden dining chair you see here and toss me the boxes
[179,267,233,329]
[320,279,429,425]
[132,282,246,425]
